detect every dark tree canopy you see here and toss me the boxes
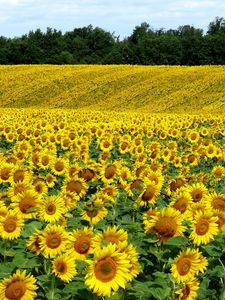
[1,17,225,65]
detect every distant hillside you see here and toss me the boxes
[1,65,225,113]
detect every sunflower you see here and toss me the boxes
[81,199,108,225]
[0,269,37,300]
[101,185,118,202]
[10,165,30,184]
[0,205,9,218]
[100,163,118,184]
[39,225,69,258]
[61,191,79,212]
[26,229,43,255]
[171,248,208,283]
[51,157,68,176]
[189,211,219,245]
[147,207,186,243]
[99,139,113,152]
[213,209,225,231]
[119,140,131,154]
[45,173,56,188]
[67,227,94,260]
[176,279,200,300]
[37,195,65,224]
[137,181,160,207]
[38,151,53,170]
[99,151,111,163]
[78,167,96,182]
[11,190,40,219]
[63,176,88,199]
[205,143,217,158]
[212,165,225,180]
[5,131,15,143]
[187,130,200,143]
[32,179,48,196]
[184,153,199,166]
[118,166,131,186]
[209,193,225,211]
[85,243,131,297]
[161,148,172,163]
[187,183,208,203]
[8,181,30,198]
[120,243,140,281]
[52,254,77,283]
[0,211,24,240]
[145,169,164,190]
[143,208,159,232]
[126,178,145,197]
[188,201,211,219]
[93,226,128,249]
[169,189,193,217]
[167,176,187,196]
[0,162,13,184]
[200,127,209,137]
[150,162,163,173]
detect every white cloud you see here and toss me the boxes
[0,0,224,38]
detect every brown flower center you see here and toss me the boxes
[1,167,11,181]
[180,284,191,300]
[13,170,25,183]
[41,156,49,166]
[131,179,143,191]
[46,233,62,248]
[3,218,17,233]
[55,261,67,274]
[212,197,225,210]
[104,165,116,180]
[19,196,36,214]
[94,257,117,282]
[74,236,91,254]
[79,169,95,182]
[104,234,119,244]
[66,181,82,194]
[170,178,185,192]
[196,219,209,235]
[5,280,26,300]
[173,197,188,213]
[154,217,177,239]
[177,258,191,275]
[121,142,128,150]
[191,190,203,202]
[141,186,156,202]
[55,162,64,172]
[46,204,56,215]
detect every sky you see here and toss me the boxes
[0,0,224,38]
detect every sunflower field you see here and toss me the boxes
[1,66,225,300]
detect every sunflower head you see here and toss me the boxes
[0,269,37,300]
[52,254,77,282]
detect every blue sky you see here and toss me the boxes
[0,0,224,38]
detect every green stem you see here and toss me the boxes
[219,258,225,300]
[49,275,55,300]
[122,289,127,300]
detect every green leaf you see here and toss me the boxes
[207,265,225,277]
[165,236,189,247]
[13,252,25,266]
[202,244,222,257]
[0,262,16,279]
[37,274,52,282]
[0,247,16,257]
[22,220,43,238]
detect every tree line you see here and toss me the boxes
[0,17,225,65]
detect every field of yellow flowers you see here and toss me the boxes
[1,65,225,113]
[1,65,225,300]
